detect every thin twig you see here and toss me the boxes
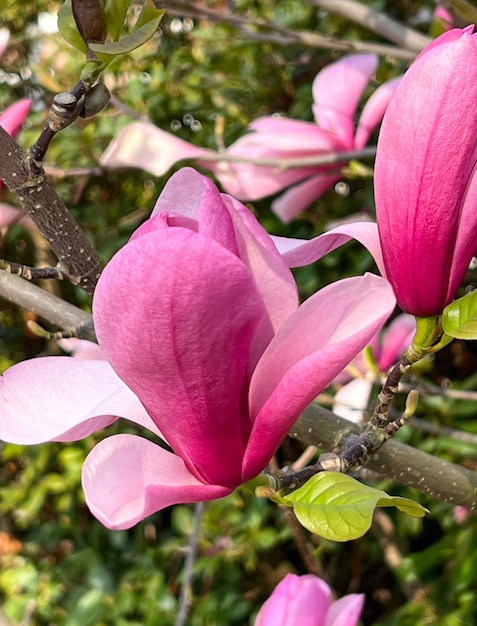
[175,502,205,626]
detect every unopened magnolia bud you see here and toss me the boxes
[79,83,111,118]
[72,0,107,45]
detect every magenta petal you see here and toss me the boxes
[94,227,268,487]
[255,574,332,626]
[0,357,153,444]
[312,54,378,146]
[100,121,212,176]
[82,434,232,529]
[243,274,395,479]
[272,174,340,223]
[378,313,415,371]
[271,222,385,277]
[325,594,365,626]
[0,98,31,138]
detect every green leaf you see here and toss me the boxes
[442,290,477,340]
[104,0,130,41]
[89,2,163,61]
[282,473,427,542]
[57,0,88,53]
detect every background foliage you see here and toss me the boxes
[2,1,477,624]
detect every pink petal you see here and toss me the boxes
[93,227,268,487]
[0,28,9,56]
[354,76,401,149]
[58,338,106,360]
[271,221,385,277]
[271,174,340,223]
[332,377,373,423]
[82,434,232,529]
[0,357,154,444]
[100,121,212,176]
[255,574,331,626]
[312,54,378,146]
[0,98,31,138]
[375,29,477,315]
[243,274,395,479]
[378,313,415,371]
[325,594,365,626]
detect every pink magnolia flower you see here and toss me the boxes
[100,55,399,223]
[375,27,477,318]
[0,168,395,530]
[255,574,364,626]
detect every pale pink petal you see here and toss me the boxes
[0,98,31,138]
[333,377,373,423]
[255,574,331,626]
[325,594,365,626]
[0,357,153,444]
[271,222,386,277]
[0,28,9,56]
[312,54,378,146]
[271,174,340,223]
[100,121,212,176]
[243,274,395,479]
[0,203,23,229]
[93,227,268,488]
[354,76,401,149]
[82,434,232,529]
[58,338,106,360]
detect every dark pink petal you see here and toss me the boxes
[243,274,395,479]
[325,594,365,626]
[255,574,331,626]
[0,357,154,444]
[375,29,477,315]
[100,121,212,176]
[312,54,378,146]
[271,174,340,223]
[0,98,31,138]
[354,77,400,149]
[271,222,385,277]
[378,313,415,371]
[93,227,268,487]
[82,434,232,529]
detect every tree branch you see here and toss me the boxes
[290,404,477,510]
[311,0,432,53]
[0,126,103,294]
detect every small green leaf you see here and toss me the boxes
[89,2,163,60]
[104,0,130,41]
[442,290,477,339]
[58,0,88,53]
[282,473,427,542]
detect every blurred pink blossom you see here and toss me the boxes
[255,573,364,626]
[100,54,399,222]
[0,168,395,529]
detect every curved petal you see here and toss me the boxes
[148,168,240,255]
[325,595,365,626]
[93,227,268,487]
[0,98,31,138]
[271,222,385,277]
[312,54,378,146]
[255,574,331,626]
[243,274,395,479]
[58,338,106,360]
[378,313,415,371]
[375,30,477,315]
[0,28,9,56]
[82,434,232,530]
[100,121,212,176]
[332,377,373,423]
[354,76,400,149]
[271,174,340,223]
[0,357,155,444]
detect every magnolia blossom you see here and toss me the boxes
[100,54,399,222]
[255,574,364,626]
[375,27,477,317]
[0,168,395,529]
